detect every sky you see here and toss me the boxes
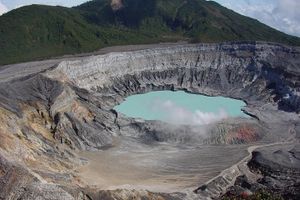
[0,0,299,37]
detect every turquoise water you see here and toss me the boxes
[114,91,247,125]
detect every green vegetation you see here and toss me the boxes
[0,0,300,65]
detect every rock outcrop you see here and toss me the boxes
[221,144,300,200]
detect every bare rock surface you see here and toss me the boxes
[0,42,299,199]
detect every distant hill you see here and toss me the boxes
[0,0,299,65]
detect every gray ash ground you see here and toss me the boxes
[0,42,299,200]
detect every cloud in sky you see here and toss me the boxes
[1,0,85,10]
[214,0,300,37]
[272,0,300,36]
[0,1,8,15]
[151,99,228,125]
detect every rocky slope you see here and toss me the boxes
[0,42,299,199]
[221,143,300,200]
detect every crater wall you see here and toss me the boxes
[47,42,300,112]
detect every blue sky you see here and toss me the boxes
[0,0,299,37]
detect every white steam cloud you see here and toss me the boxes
[151,99,228,125]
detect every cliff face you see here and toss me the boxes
[0,42,299,199]
[111,0,123,11]
[47,42,300,112]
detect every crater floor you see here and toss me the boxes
[77,138,249,193]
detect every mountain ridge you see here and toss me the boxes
[0,0,299,65]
